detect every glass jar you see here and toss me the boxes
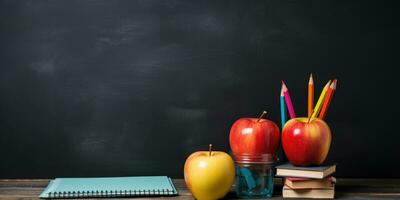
[235,161,275,198]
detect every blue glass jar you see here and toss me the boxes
[235,161,275,198]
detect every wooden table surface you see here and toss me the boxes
[1,179,400,199]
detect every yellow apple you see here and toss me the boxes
[184,144,235,200]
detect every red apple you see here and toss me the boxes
[282,117,332,166]
[229,111,280,162]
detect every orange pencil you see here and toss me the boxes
[308,74,314,117]
[319,79,337,119]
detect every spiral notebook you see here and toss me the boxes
[39,176,178,198]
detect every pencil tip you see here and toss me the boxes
[325,80,331,88]
[331,79,337,89]
[309,74,314,84]
[281,81,288,91]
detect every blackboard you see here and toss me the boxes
[0,0,398,178]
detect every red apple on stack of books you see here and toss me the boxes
[282,117,331,166]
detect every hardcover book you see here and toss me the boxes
[276,163,336,179]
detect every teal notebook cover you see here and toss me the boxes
[39,176,178,198]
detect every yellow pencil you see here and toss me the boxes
[311,80,331,118]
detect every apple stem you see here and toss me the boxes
[209,144,213,156]
[257,111,267,122]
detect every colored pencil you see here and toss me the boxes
[311,80,331,118]
[319,79,337,119]
[308,74,314,118]
[282,81,296,119]
[280,86,287,128]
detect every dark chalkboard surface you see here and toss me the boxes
[0,0,398,178]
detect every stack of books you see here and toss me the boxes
[276,163,336,199]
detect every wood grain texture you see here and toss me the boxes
[1,179,400,199]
